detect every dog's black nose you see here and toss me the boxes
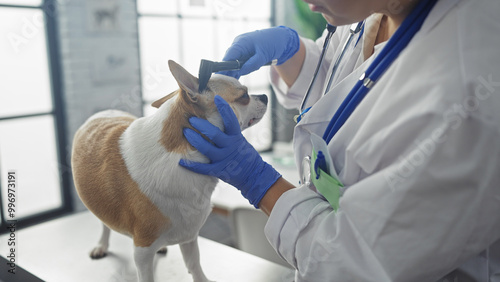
[257,94,268,105]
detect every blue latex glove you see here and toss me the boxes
[179,96,282,208]
[219,26,300,79]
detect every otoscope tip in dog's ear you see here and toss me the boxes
[198,59,213,93]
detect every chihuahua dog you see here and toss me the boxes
[71,60,268,282]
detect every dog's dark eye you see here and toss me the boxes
[236,93,250,105]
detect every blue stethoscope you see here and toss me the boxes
[297,0,438,143]
[298,22,364,119]
[298,0,438,186]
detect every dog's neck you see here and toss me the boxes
[160,91,220,155]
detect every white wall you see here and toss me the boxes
[57,0,142,211]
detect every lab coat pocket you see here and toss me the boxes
[310,133,344,211]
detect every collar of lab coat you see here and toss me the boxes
[296,0,462,128]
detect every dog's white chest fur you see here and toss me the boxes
[120,101,217,244]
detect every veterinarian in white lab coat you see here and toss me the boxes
[180,0,500,280]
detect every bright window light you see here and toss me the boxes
[182,18,215,74]
[0,0,42,6]
[0,116,62,219]
[137,0,178,15]
[139,17,180,103]
[138,0,273,150]
[0,8,52,119]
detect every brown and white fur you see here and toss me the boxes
[71,60,268,282]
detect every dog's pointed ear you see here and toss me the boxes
[151,90,178,108]
[168,60,200,102]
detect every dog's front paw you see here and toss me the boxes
[194,279,215,282]
[192,275,215,282]
[89,245,108,259]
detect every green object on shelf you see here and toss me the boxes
[293,0,327,39]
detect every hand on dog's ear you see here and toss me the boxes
[168,60,201,103]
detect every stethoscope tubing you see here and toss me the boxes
[300,24,337,113]
[322,0,438,144]
[324,22,364,95]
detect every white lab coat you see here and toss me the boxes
[266,0,500,281]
